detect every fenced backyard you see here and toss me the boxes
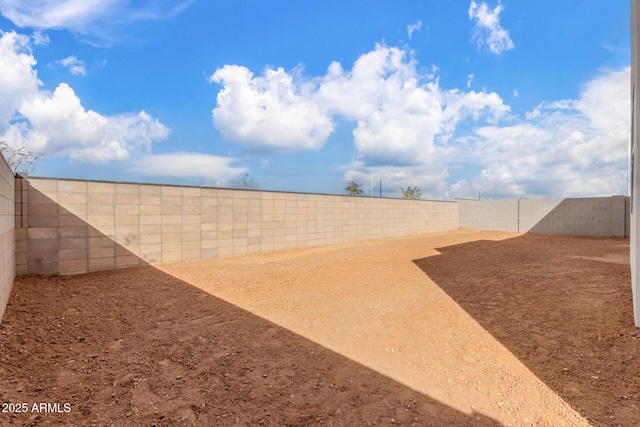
[0,230,636,426]
[0,157,637,425]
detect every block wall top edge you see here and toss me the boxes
[563,196,628,201]
[457,196,626,202]
[455,198,518,203]
[23,176,456,203]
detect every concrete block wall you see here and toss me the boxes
[459,196,629,237]
[0,153,15,322]
[517,198,564,232]
[457,199,519,232]
[15,177,459,275]
[527,196,628,237]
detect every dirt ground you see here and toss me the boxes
[0,229,637,426]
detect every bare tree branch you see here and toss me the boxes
[0,141,41,174]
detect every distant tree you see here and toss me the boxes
[344,180,363,196]
[0,141,41,173]
[230,172,259,190]
[400,186,421,199]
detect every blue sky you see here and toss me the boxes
[0,0,631,199]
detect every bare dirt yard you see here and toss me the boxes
[0,229,637,426]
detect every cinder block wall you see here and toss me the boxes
[459,196,629,237]
[517,198,564,232]
[0,153,15,322]
[15,177,459,275]
[457,199,519,232]
[526,197,628,237]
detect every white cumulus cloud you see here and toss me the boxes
[322,45,509,166]
[0,30,42,128]
[210,65,334,151]
[6,83,170,162]
[211,43,509,167]
[0,30,169,164]
[451,67,630,199]
[468,1,514,54]
[210,43,512,197]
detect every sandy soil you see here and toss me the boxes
[0,229,637,426]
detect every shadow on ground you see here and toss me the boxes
[414,233,639,426]
[0,266,501,426]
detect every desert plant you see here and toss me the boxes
[344,180,363,196]
[400,186,421,199]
